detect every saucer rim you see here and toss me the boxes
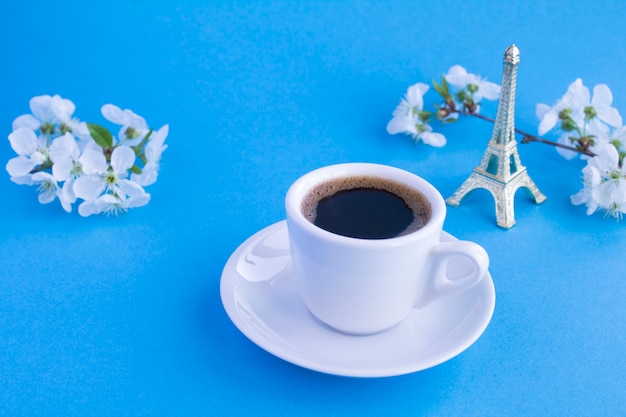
[220,220,496,377]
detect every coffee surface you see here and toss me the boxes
[301,175,432,239]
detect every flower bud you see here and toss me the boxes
[59,123,72,134]
[561,118,577,132]
[584,105,597,120]
[558,108,572,120]
[40,121,55,135]
[125,126,140,139]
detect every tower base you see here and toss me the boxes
[446,168,547,229]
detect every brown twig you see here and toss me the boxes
[455,110,597,158]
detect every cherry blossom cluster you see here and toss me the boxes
[386,65,500,147]
[6,95,168,216]
[387,67,626,220]
[538,79,625,219]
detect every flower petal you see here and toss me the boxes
[12,114,40,131]
[555,134,579,160]
[592,182,618,207]
[386,114,416,135]
[119,180,151,208]
[535,103,550,120]
[598,107,622,128]
[10,174,34,185]
[591,84,613,107]
[111,146,136,174]
[570,188,590,206]
[32,172,58,204]
[144,125,168,162]
[73,175,106,201]
[101,104,126,124]
[29,95,54,122]
[538,111,559,136]
[127,193,151,209]
[59,177,76,212]
[79,149,108,175]
[6,156,37,177]
[152,124,169,145]
[419,131,447,147]
[71,121,92,141]
[125,110,148,131]
[479,81,500,100]
[52,157,74,182]
[130,162,159,186]
[8,127,38,155]
[405,83,428,109]
[118,179,148,197]
[590,143,619,169]
[49,133,79,162]
[78,200,101,217]
[445,65,472,88]
[50,95,76,123]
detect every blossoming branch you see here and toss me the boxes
[387,68,626,220]
[6,95,168,216]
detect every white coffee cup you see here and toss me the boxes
[285,163,489,335]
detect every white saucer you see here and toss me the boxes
[220,221,496,378]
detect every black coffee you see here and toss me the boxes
[301,175,432,239]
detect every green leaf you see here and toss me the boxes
[441,75,452,92]
[88,123,114,148]
[135,151,147,164]
[432,76,452,101]
[432,79,445,97]
[129,164,142,175]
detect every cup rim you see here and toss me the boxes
[285,163,446,246]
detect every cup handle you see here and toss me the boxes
[415,240,489,309]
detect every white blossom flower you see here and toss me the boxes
[6,96,166,216]
[12,95,90,140]
[571,143,626,219]
[57,179,77,213]
[49,133,82,181]
[587,84,622,131]
[554,121,611,160]
[444,65,500,102]
[30,172,60,205]
[536,79,622,136]
[6,127,48,180]
[74,145,135,198]
[386,83,446,147]
[77,183,150,217]
[44,133,85,212]
[73,145,150,216]
[101,104,149,145]
[130,124,169,186]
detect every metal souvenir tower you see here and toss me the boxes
[446,44,546,228]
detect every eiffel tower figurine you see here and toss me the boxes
[446,44,546,229]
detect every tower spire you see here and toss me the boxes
[446,44,546,228]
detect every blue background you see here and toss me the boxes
[1,1,625,415]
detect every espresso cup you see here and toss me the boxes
[285,163,489,335]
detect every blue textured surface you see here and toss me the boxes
[1,1,625,416]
